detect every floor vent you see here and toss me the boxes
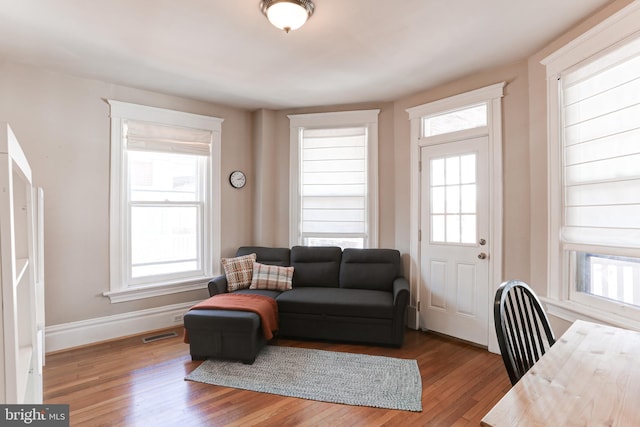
[142,331,178,343]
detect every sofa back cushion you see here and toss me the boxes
[339,248,401,292]
[290,246,342,288]
[236,246,290,267]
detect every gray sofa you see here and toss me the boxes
[204,245,410,347]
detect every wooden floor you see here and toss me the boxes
[44,328,511,426]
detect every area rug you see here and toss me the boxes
[185,345,422,412]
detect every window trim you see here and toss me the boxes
[288,110,380,248]
[542,1,640,327]
[105,100,223,303]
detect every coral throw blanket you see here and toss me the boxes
[186,293,279,341]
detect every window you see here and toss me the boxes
[576,253,640,306]
[430,153,478,244]
[289,110,379,249]
[562,38,640,316]
[106,101,222,303]
[422,103,487,137]
[544,2,640,325]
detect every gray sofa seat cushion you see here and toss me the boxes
[290,246,342,288]
[276,287,394,319]
[339,248,401,292]
[236,246,290,266]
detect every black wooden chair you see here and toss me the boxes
[493,280,556,385]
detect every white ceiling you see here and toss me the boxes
[0,0,612,110]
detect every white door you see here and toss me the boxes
[419,136,490,345]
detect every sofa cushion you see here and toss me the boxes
[250,262,294,291]
[339,248,400,292]
[276,287,394,319]
[236,246,290,267]
[221,253,257,292]
[290,246,342,288]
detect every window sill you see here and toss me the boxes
[104,277,210,303]
[541,297,640,332]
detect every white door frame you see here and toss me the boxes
[406,82,505,353]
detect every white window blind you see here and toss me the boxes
[125,120,212,155]
[300,127,367,238]
[561,36,640,248]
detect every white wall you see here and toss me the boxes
[0,62,254,331]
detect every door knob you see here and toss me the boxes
[478,252,487,260]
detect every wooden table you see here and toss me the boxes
[481,319,640,426]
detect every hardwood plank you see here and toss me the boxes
[44,328,511,426]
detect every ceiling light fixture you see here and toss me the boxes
[260,0,315,33]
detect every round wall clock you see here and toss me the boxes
[229,170,246,189]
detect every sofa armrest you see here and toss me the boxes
[208,275,228,296]
[393,276,410,306]
[390,276,410,346]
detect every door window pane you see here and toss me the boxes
[460,154,476,184]
[446,215,461,242]
[461,184,476,213]
[445,157,460,185]
[431,158,445,186]
[446,186,460,213]
[431,154,477,244]
[431,187,445,214]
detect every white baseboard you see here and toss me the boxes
[45,300,201,353]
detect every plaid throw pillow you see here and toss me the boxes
[250,262,294,291]
[221,253,257,292]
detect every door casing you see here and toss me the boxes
[406,82,505,353]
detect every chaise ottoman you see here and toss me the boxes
[183,309,266,364]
